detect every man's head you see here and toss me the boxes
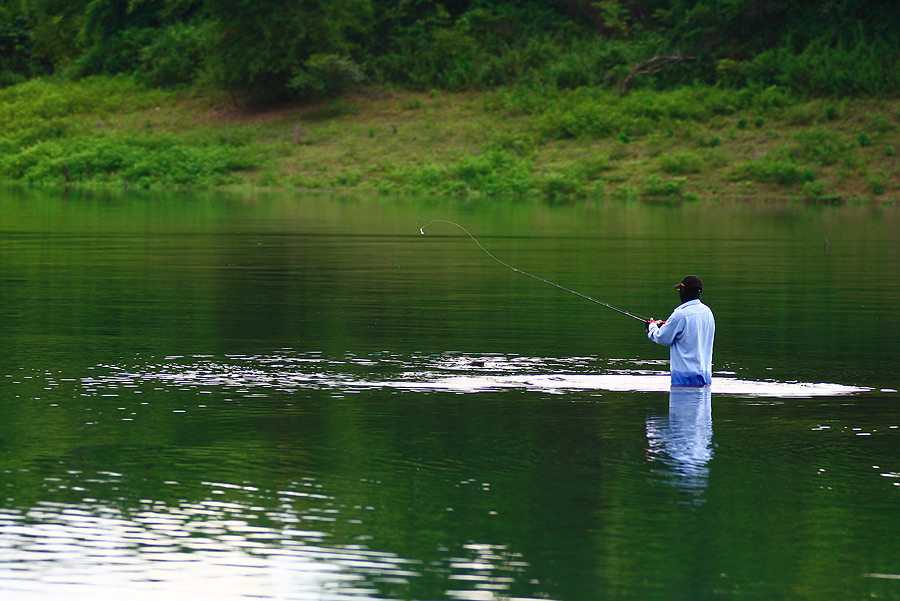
[674,275,703,303]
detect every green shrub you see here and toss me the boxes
[405,163,447,190]
[571,156,614,179]
[316,99,360,118]
[659,151,705,175]
[533,156,613,202]
[75,28,156,77]
[539,173,584,202]
[0,71,27,88]
[0,133,257,187]
[452,150,533,197]
[486,131,537,156]
[641,175,688,197]
[399,150,534,198]
[801,179,842,203]
[333,169,363,186]
[867,173,888,195]
[136,23,207,87]
[531,86,744,141]
[735,33,900,96]
[288,54,365,99]
[792,128,851,165]
[732,156,815,186]
[747,86,794,110]
[0,76,169,128]
[535,91,629,139]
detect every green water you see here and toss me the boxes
[1,187,899,601]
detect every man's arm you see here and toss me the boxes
[647,316,680,346]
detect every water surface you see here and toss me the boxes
[1,188,899,600]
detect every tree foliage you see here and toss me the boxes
[202,0,371,101]
[0,0,897,97]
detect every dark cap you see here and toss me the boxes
[674,275,703,292]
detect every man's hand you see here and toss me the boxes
[646,318,665,331]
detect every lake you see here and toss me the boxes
[1,187,899,601]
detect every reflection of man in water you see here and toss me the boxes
[646,275,715,387]
[646,386,714,496]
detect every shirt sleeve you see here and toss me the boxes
[647,313,682,346]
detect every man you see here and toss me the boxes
[646,275,715,387]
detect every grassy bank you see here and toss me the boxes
[1,76,898,203]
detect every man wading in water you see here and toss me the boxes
[646,275,716,387]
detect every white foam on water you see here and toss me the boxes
[379,373,869,397]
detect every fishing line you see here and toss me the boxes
[419,219,649,322]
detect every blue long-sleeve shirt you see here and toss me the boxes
[647,299,715,386]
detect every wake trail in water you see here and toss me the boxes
[80,351,871,398]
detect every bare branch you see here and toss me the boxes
[619,52,696,94]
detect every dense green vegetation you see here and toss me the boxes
[0,1,898,200]
[2,0,899,98]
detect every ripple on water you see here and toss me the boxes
[82,350,870,399]
[0,494,421,600]
[0,437,563,601]
[2,350,880,600]
[0,480,558,601]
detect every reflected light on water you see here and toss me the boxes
[0,496,555,601]
[0,496,418,601]
[88,350,871,399]
[1,349,882,600]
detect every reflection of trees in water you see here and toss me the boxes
[647,387,713,498]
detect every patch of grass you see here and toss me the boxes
[486,130,538,156]
[401,98,424,110]
[868,112,897,133]
[316,99,360,118]
[0,76,897,201]
[570,155,614,180]
[784,103,820,126]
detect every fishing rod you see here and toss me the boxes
[419,219,649,323]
